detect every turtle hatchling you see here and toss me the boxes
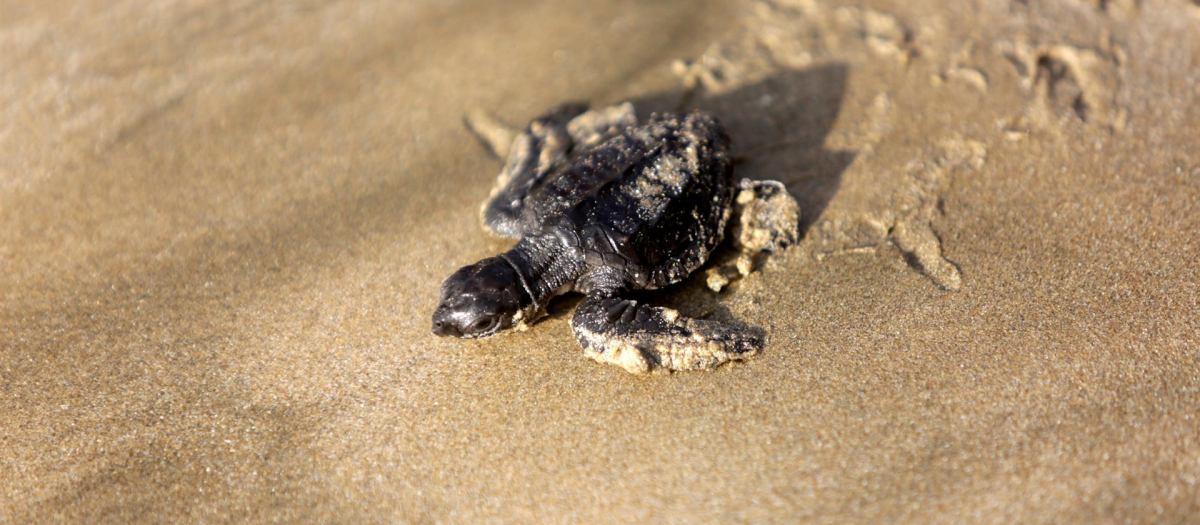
[431,102,800,374]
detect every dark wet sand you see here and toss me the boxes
[3,0,1198,522]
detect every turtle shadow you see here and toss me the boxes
[544,293,584,320]
[631,64,853,236]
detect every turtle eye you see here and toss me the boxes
[470,317,496,334]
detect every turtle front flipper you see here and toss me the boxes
[468,103,588,238]
[467,103,640,238]
[706,178,802,291]
[570,295,761,374]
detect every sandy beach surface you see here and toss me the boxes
[3,0,1199,522]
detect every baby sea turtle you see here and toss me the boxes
[431,102,800,374]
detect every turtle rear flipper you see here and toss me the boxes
[706,178,801,291]
[570,295,761,374]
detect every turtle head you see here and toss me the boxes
[432,257,531,339]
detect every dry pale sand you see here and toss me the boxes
[2,0,1199,522]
